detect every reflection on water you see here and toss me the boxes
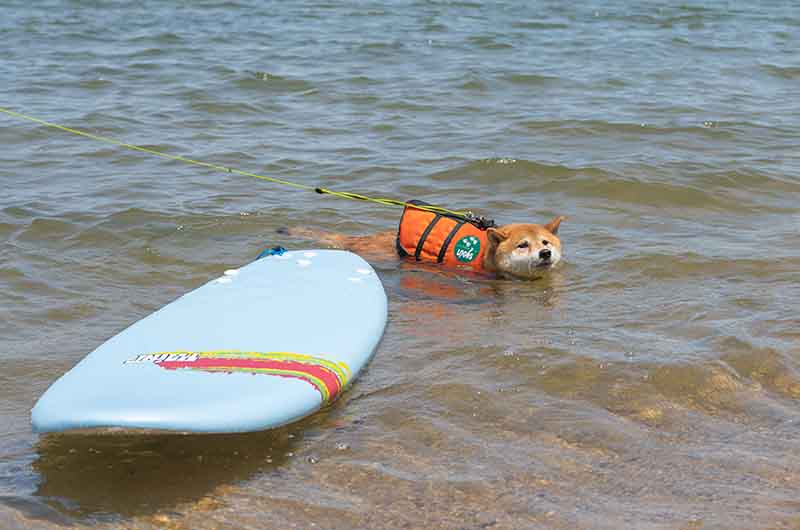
[32,429,295,520]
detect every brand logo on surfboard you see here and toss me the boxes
[453,235,480,263]
[124,352,199,364]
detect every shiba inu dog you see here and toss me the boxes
[286,203,565,280]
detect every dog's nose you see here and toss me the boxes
[539,249,551,260]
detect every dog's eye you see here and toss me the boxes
[542,240,550,246]
[517,241,529,249]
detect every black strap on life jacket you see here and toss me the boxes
[437,220,465,263]
[414,214,441,261]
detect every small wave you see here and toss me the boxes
[645,362,749,416]
[129,32,183,45]
[62,31,109,43]
[85,65,126,77]
[97,207,184,229]
[380,100,438,113]
[237,72,315,93]
[358,41,404,51]
[723,340,800,402]
[348,9,389,17]
[65,224,125,249]
[610,254,800,281]
[691,43,752,53]
[44,302,99,323]
[500,73,563,86]
[448,71,491,92]
[429,158,607,186]
[340,75,384,87]
[512,21,569,30]
[193,1,250,8]
[424,22,449,33]
[467,35,513,50]
[127,47,167,58]
[418,0,482,7]
[78,79,113,90]
[17,218,81,243]
[457,78,488,91]
[370,123,396,133]
[189,101,263,116]
[515,118,737,140]
[129,62,162,71]
[303,126,346,136]
[761,64,800,80]
[556,175,753,210]
[657,14,708,29]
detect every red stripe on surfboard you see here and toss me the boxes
[158,357,343,400]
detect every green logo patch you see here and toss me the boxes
[453,236,481,263]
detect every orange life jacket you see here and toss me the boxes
[396,201,490,273]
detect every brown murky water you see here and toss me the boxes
[2,1,800,528]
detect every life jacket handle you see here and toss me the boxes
[461,212,497,230]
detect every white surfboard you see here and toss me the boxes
[31,249,387,433]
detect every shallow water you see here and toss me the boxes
[2,0,800,528]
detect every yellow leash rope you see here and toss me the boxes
[0,106,477,220]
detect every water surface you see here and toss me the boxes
[2,1,800,528]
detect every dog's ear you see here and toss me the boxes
[487,227,509,246]
[544,216,565,235]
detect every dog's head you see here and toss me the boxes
[487,216,565,279]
